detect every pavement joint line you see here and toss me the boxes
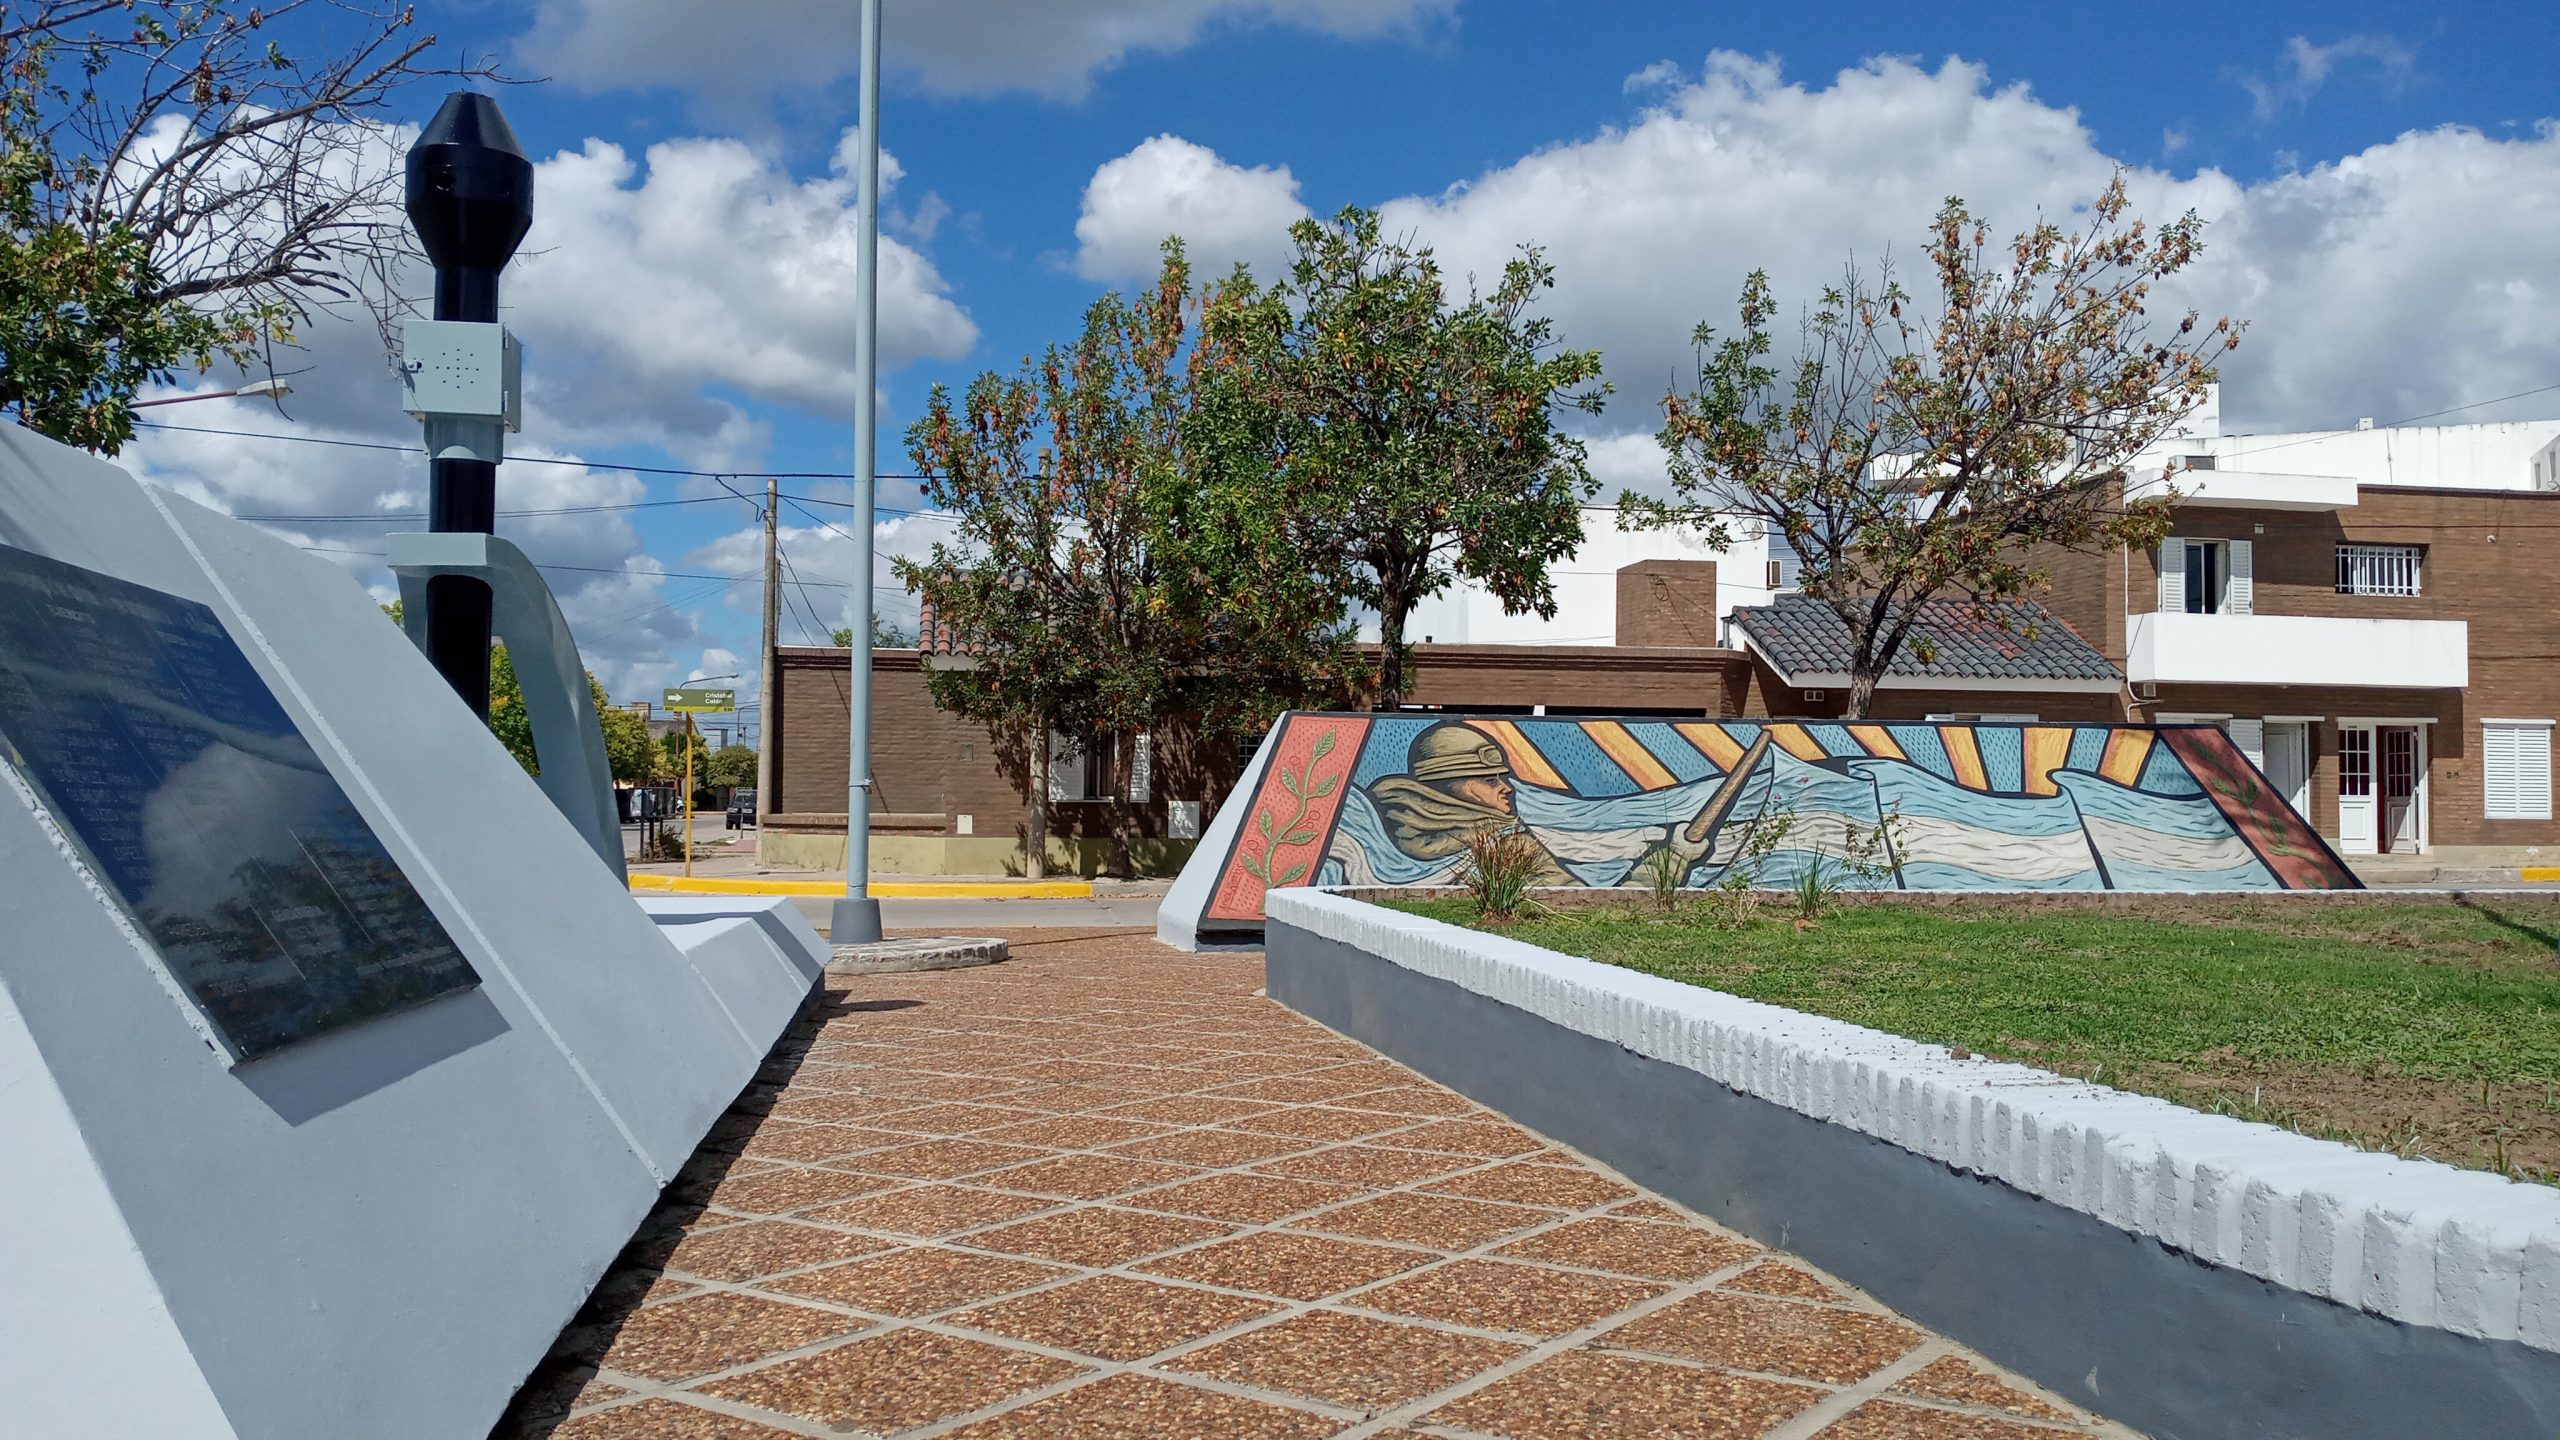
[1330,1250,1771,1438]
[548,955,2128,1440]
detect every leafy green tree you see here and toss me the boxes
[0,3,493,451]
[597,703,657,785]
[896,242,1353,876]
[659,727,711,793]
[1620,177,2241,718]
[704,744,756,790]
[1195,206,1607,709]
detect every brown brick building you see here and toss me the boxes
[764,474,2560,873]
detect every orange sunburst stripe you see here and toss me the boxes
[1940,726,1990,790]
[2099,728,2154,787]
[1583,721,1680,791]
[1846,724,1907,762]
[2024,726,2075,797]
[1472,719,1567,791]
[1768,723,1826,762]
[1675,722,1747,771]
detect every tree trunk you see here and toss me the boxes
[1105,733,1141,879]
[1376,589,1412,711]
[1025,722,1050,881]
[1844,666,1879,721]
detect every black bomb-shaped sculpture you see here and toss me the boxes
[405,93,533,717]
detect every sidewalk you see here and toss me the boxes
[495,930,2137,1440]
[628,851,1175,902]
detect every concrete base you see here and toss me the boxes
[828,894,883,945]
[1266,908,2560,1440]
[828,936,1009,974]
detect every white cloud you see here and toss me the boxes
[511,131,976,451]
[115,415,733,701]
[523,0,1457,102]
[1332,51,2556,459]
[1073,135,1311,282]
[2236,34,2418,122]
[1623,60,1684,95]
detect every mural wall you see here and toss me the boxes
[1201,714,2361,927]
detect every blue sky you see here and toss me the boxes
[116,1,2560,719]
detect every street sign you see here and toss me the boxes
[661,687,734,714]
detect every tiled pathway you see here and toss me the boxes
[496,930,2141,1440]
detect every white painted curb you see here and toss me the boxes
[1265,888,2560,1351]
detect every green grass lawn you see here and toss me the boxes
[1387,895,2560,1182]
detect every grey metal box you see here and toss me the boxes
[400,320,523,431]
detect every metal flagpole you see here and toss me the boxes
[830,0,885,945]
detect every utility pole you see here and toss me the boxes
[755,472,779,835]
[403,94,532,718]
[830,0,886,946]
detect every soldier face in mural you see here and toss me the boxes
[1369,723,1531,863]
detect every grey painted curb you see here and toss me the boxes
[1266,916,2560,1440]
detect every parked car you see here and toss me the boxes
[725,788,757,830]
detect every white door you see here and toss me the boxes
[2336,725,2377,854]
[2263,723,2310,820]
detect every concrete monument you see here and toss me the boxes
[0,420,825,1437]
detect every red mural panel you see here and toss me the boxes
[1205,713,1371,923]
[2161,726,2361,891]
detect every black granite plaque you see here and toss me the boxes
[0,543,479,1062]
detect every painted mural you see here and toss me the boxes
[1201,715,2361,926]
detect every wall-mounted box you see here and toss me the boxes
[400,320,523,432]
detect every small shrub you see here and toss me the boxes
[1792,855,1834,922]
[1637,846,1688,912]
[1460,823,1547,924]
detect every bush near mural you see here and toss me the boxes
[1201,714,2360,929]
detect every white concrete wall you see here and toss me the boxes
[1269,887,2560,1354]
[1381,520,1768,648]
[2128,612,2469,689]
[2166,422,2560,492]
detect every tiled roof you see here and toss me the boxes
[1730,593,2121,684]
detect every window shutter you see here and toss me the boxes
[2226,540,2254,615]
[2158,538,2185,612]
[1129,732,1154,804]
[2226,718,2265,772]
[2484,723,2553,820]
[1048,730,1082,801]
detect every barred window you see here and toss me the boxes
[2336,543,2422,596]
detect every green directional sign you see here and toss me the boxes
[661,687,735,714]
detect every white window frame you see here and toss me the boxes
[2482,719,2555,821]
[2336,543,2423,597]
[2159,537,2253,615]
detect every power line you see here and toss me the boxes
[241,495,744,523]
[134,418,932,482]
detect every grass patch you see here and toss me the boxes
[1387,895,2560,1184]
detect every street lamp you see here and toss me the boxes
[130,378,294,408]
[832,0,887,947]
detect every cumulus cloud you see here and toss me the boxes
[523,0,1457,102]
[1311,51,2558,454]
[116,414,737,700]
[1073,135,1311,282]
[512,130,976,451]
[102,109,983,697]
